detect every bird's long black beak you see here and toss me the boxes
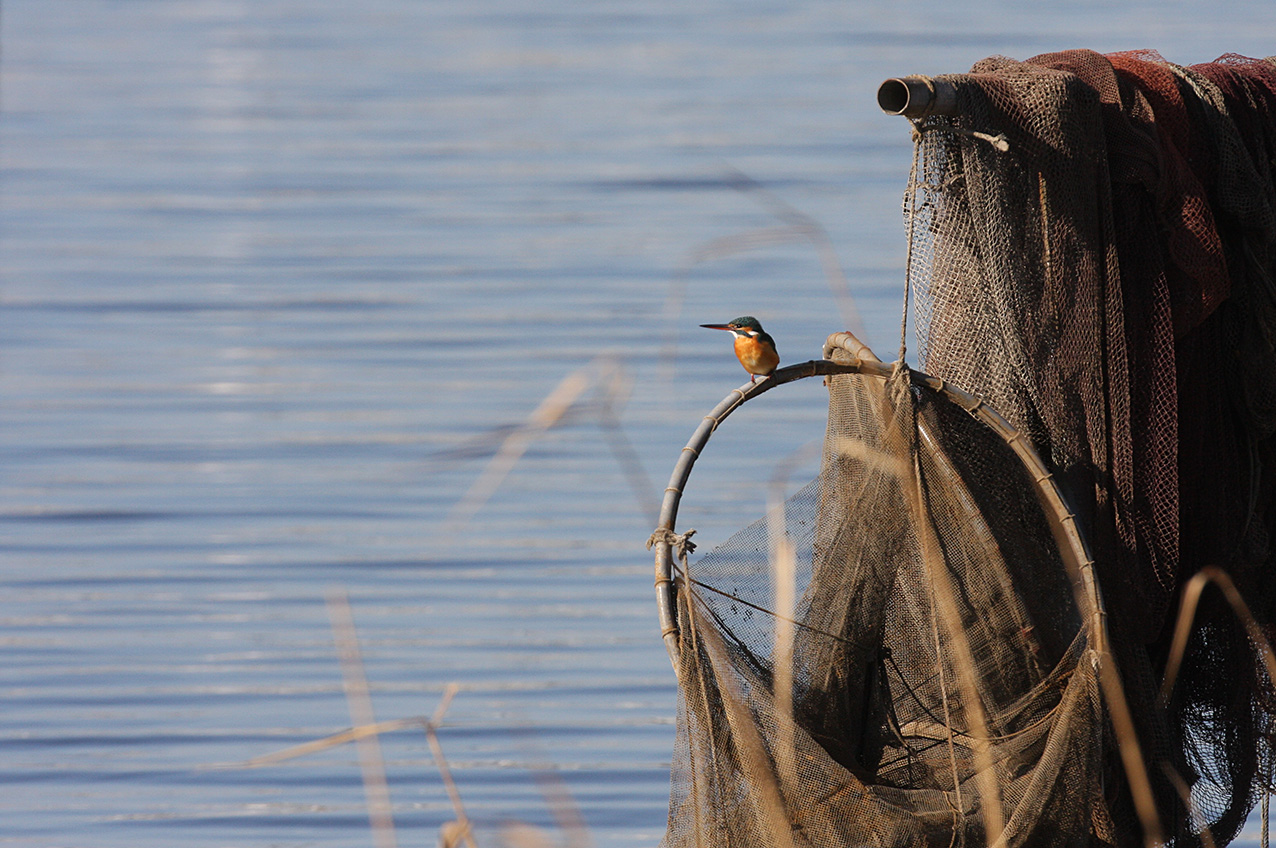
[700,323,732,330]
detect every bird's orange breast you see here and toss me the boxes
[733,335,779,375]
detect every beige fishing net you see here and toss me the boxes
[656,51,1276,847]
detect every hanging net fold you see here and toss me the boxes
[655,50,1276,848]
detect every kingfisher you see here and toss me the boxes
[700,316,780,383]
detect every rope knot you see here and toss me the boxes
[912,118,1010,152]
[646,527,697,565]
[888,359,914,406]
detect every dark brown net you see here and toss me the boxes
[908,50,1276,844]
[662,50,1276,848]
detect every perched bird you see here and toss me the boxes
[700,316,780,383]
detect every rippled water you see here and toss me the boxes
[4,2,1276,846]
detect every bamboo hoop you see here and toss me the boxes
[653,329,1107,667]
[651,329,1162,840]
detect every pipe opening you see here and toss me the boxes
[877,75,958,119]
[877,78,913,115]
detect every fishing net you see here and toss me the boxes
[656,344,1112,848]
[653,50,1276,847]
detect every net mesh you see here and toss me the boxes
[662,50,1276,847]
[666,367,1107,847]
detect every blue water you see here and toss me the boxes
[4,2,1276,846]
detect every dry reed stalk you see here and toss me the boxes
[424,683,479,848]
[1160,762,1217,848]
[766,491,798,793]
[235,717,426,767]
[831,435,910,479]
[231,690,457,769]
[527,768,591,848]
[1159,566,1276,705]
[443,357,656,532]
[882,379,1006,845]
[443,368,593,533]
[498,823,558,848]
[1097,652,1163,847]
[592,358,660,524]
[687,591,798,848]
[328,589,399,848]
[765,443,822,793]
[218,591,482,848]
[1154,567,1276,848]
[512,727,593,848]
[235,686,477,848]
[656,169,862,388]
[718,167,862,338]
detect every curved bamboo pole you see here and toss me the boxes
[651,351,876,669]
[654,330,1108,672]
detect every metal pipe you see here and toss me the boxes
[877,75,958,119]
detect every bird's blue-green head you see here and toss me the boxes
[700,316,766,335]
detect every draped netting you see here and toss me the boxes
[661,51,1276,848]
[665,358,1108,847]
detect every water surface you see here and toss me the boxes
[4,2,1276,845]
